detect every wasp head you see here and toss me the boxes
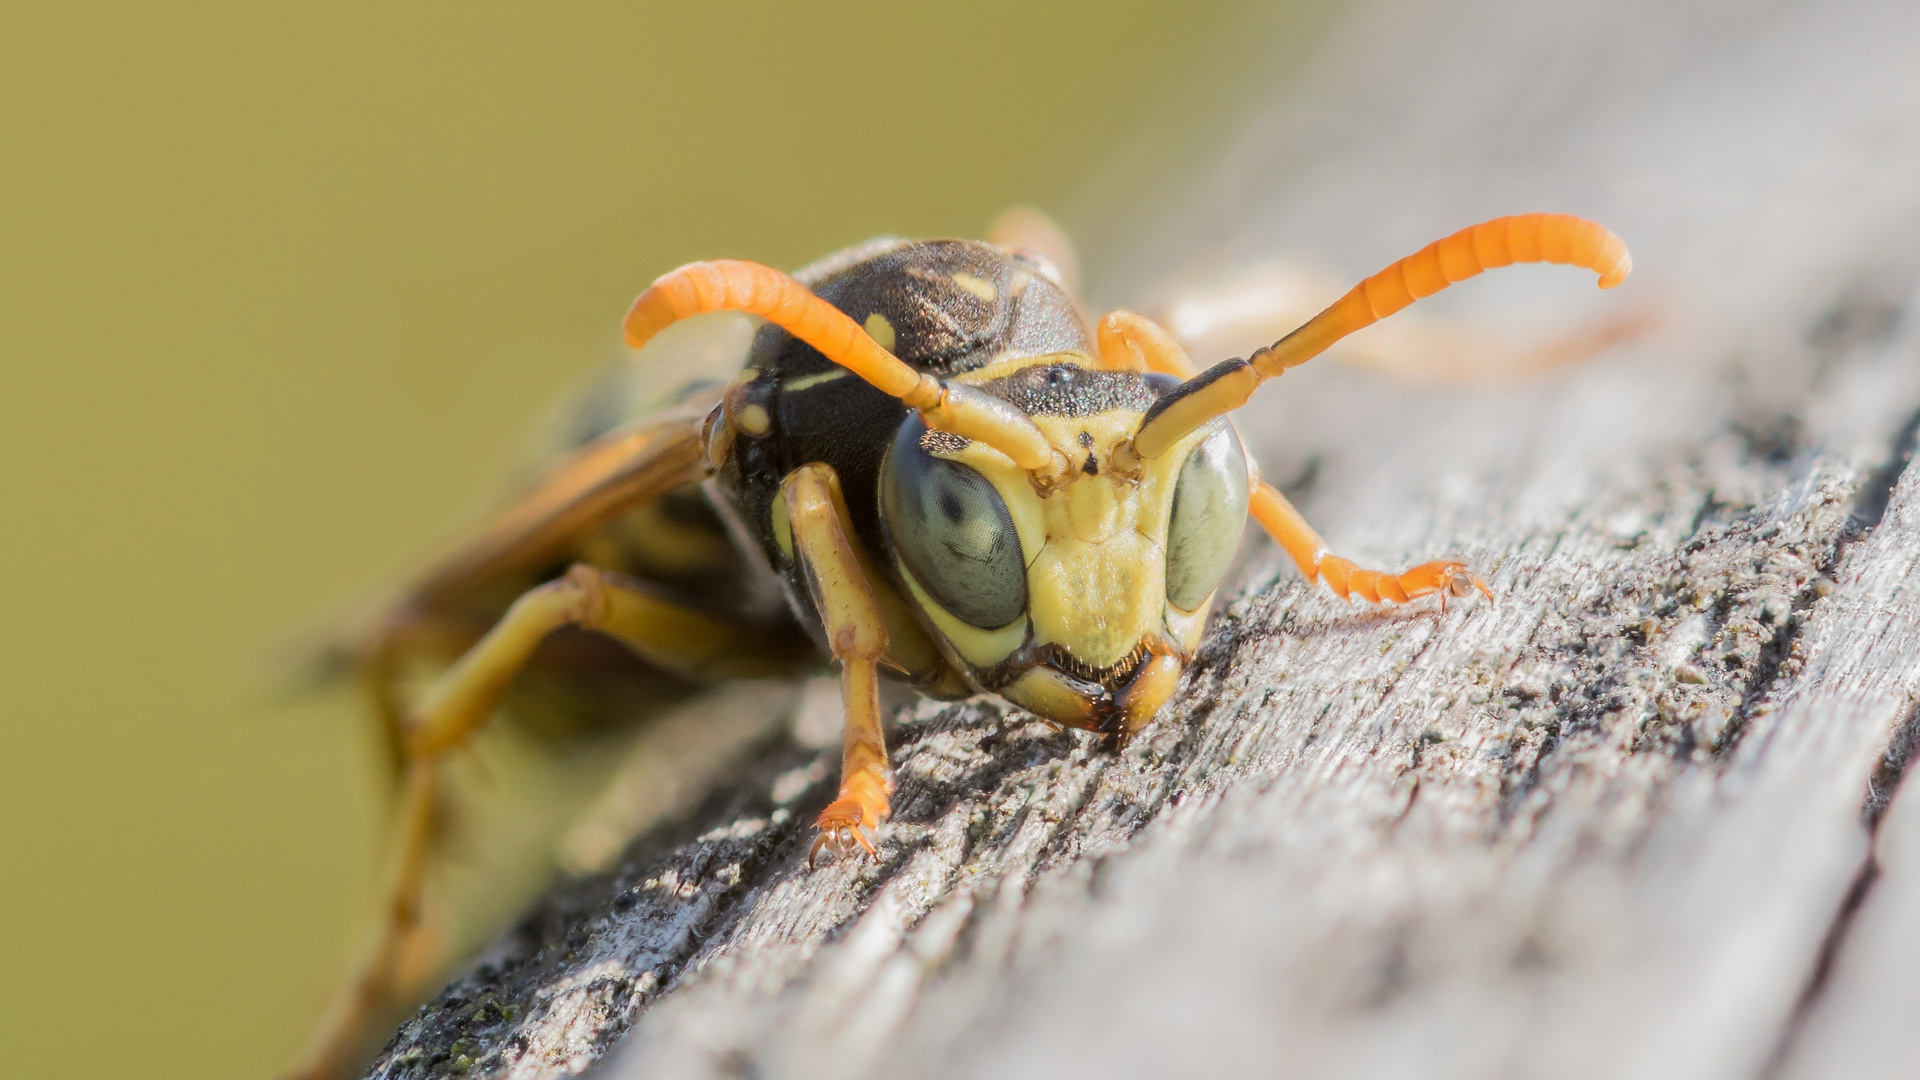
[880,358,1248,739]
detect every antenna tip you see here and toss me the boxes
[1598,253,1633,289]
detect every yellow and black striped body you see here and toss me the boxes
[697,238,1224,733]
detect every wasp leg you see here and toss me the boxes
[408,410,711,609]
[1096,309,1199,376]
[337,409,713,799]
[1248,481,1492,610]
[985,205,1081,301]
[359,608,490,794]
[779,463,894,867]
[284,566,780,1080]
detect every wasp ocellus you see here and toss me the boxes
[286,209,1630,1079]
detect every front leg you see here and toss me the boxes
[1249,481,1492,609]
[780,463,895,866]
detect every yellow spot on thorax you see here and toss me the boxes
[950,273,998,302]
[863,312,896,352]
[736,403,771,435]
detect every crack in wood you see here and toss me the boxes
[1759,696,1920,1080]
[1850,403,1920,534]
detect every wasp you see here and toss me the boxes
[286,210,1630,1079]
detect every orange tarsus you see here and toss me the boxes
[809,797,878,868]
[1315,556,1494,610]
[1247,482,1492,614]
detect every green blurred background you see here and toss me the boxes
[0,3,1349,1077]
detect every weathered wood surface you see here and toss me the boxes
[364,0,1920,1077]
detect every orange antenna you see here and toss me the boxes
[1129,214,1632,461]
[625,260,1067,480]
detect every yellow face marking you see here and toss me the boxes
[897,562,1029,669]
[1029,411,1168,669]
[1065,469,1121,542]
[940,409,1213,673]
[863,312,896,352]
[784,368,851,392]
[736,403,771,435]
[951,272,998,302]
[1165,600,1210,654]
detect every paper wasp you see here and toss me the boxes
[286,209,1629,1078]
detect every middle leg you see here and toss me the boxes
[1096,309,1198,376]
[287,568,785,1080]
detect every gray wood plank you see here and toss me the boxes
[363,1,1920,1077]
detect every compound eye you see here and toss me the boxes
[1165,422,1250,612]
[882,418,1027,629]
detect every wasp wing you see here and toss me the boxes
[407,402,714,609]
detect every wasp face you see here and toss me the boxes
[880,359,1249,737]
